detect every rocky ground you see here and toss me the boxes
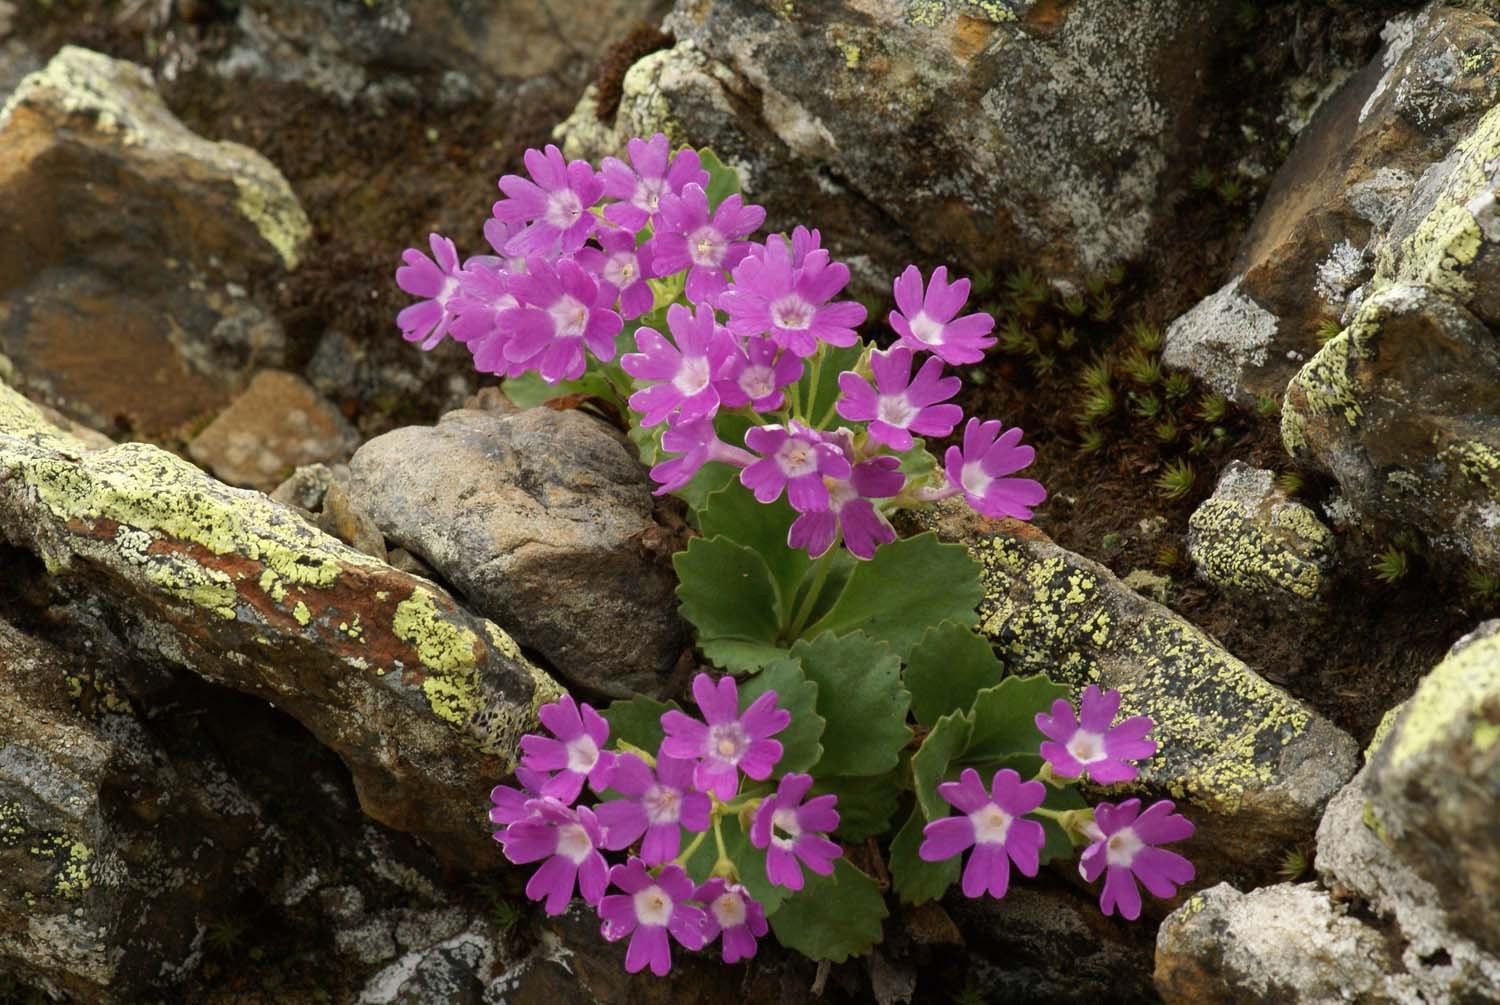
[0,1,1497,1002]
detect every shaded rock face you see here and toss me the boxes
[0,382,558,868]
[560,0,1248,289]
[348,407,688,700]
[1187,461,1336,603]
[919,504,1357,892]
[1282,283,1500,572]
[1164,5,1500,406]
[0,46,308,439]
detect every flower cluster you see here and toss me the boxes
[490,676,839,975]
[395,134,1046,560]
[918,684,1193,920]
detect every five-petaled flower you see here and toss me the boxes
[888,264,997,365]
[652,183,766,305]
[835,344,963,452]
[519,694,616,803]
[598,860,709,976]
[661,674,789,799]
[695,878,768,964]
[622,303,736,427]
[749,772,842,891]
[1080,799,1195,921]
[492,143,603,255]
[395,233,465,350]
[499,799,610,915]
[1037,685,1156,784]
[943,418,1048,520]
[919,767,1047,900]
[596,752,712,866]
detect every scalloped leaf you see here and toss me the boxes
[600,694,678,754]
[699,148,742,210]
[961,675,1070,766]
[906,621,1007,727]
[675,537,782,672]
[740,657,823,773]
[767,859,888,963]
[698,482,808,622]
[813,771,902,842]
[911,707,973,823]
[889,805,960,905]
[791,632,910,777]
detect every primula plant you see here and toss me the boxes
[396,135,1195,973]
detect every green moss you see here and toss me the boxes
[1387,625,1500,770]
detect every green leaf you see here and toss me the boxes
[767,859,888,963]
[894,435,940,483]
[675,537,782,671]
[796,341,864,428]
[698,482,808,623]
[699,637,789,673]
[906,622,1007,727]
[889,805,959,905]
[601,695,678,754]
[740,657,823,773]
[1039,784,1088,865]
[791,632,911,777]
[962,675,1069,765]
[803,533,984,660]
[699,148,741,210]
[813,771,902,842]
[721,810,788,912]
[911,708,973,823]
[503,369,615,410]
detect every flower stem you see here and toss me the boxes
[673,829,711,868]
[787,545,839,640]
[804,351,824,428]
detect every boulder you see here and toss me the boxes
[1187,461,1337,603]
[1164,5,1500,405]
[0,381,558,868]
[0,46,309,438]
[1281,283,1500,572]
[347,407,688,699]
[559,0,1256,288]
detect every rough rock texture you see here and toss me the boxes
[187,370,359,491]
[1164,5,1500,405]
[559,0,1249,288]
[0,620,279,1000]
[347,407,687,699]
[920,503,1358,889]
[1281,282,1500,572]
[1187,462,1336,602]
[223,0,672,106]
[0,46,309,438]
[0,382,558,868]
[1154,883,1401,1004]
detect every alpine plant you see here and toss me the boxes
[397,136,1195,975]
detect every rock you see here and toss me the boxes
[0,46,308,439]
[560,0,1255,288]
[920,503,1358,889]
[1154,882,1400,1004]
[0,381,560,868]
[319,481,388,562]
[0,618,280,1000]
[347,407,687,699]
[223,0,672,106]
[1164,6,1500,405]
[270,461,338,512]
[1281,283,1500,572]
[1187,461,1336,602]
[188,370,360,491]
[359,926,495,1005]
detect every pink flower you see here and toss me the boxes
[395,233,465,350]
[499,799,609,915]
[787,455,904,560]
[740,422,853,512]
[595,752,712,866]
[597,860,708,976]
[600,133,710,233]
[1036,685,1156,784]
[492,144,603,255]
[749,772,841,891]
[835,345,963,451]
[660,673,789,800]
[943,418,1047,520]
[447,261,528,377]
[1080,799,1195,920]
[621,303,736,427]
[714,336,804,413]
[519,694,616,803]
[577,225,656,319]
[651,183,766,304]
[504,256,623,383]
[719,235,866,357]
[918,767,1046,900]
[487,765,549,828]
[695,878,768,964]
[647,418,756,496]
[889,265,997,365]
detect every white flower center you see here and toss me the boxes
[770,806,801,850]
[555,822,593,864]
[437,275,460,307]
[1105,826,1143,868]
[771,295,813,331]
[712,891,748,928]
[708,722,748,763]
[565,734,600,774]
[634,177,668,214]
[876,394,917,428]
[970,804,1013,845]
[550,295,590,338]
[545,189,584,230]
[777,439,818,478]
[826,477,857,511]
[604,251,639,288]
[633,886,674,927]
[907,312,945,345]
[960,460,992,498]
[1066,730,1106,765]
[642,784,682,826]
[740,364,777,400]
[689,226,725,267]
[673,355,712,396]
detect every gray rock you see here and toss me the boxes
[319,481,389,562]
[270,462,338,512]
[347,407,688,699]
[1282,283,1500,573]
[1187,462,1336,602]
[920,504,1358,889]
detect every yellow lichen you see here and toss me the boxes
[1386,626,1500,770]
[51,840,93,899]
